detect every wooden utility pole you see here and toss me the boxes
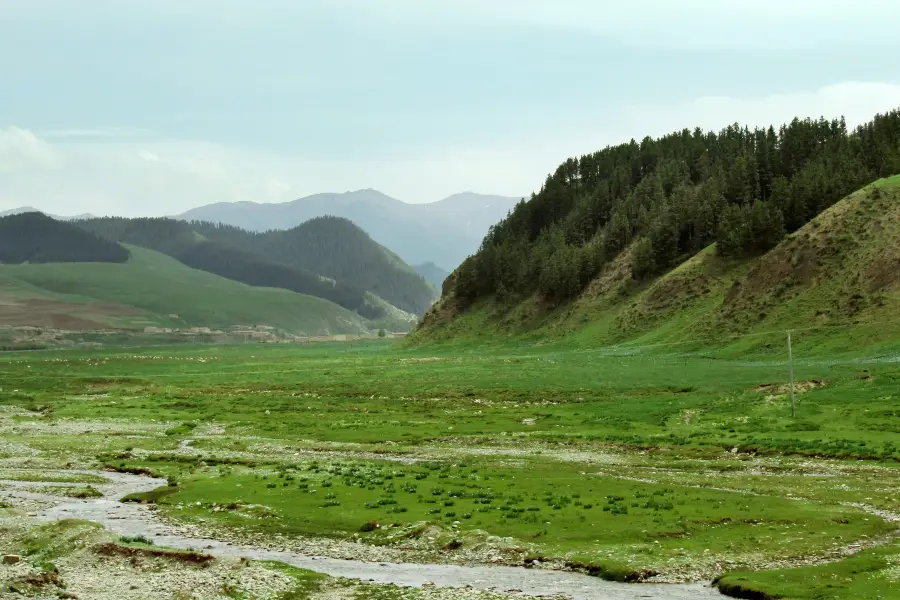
[787,330,796,418]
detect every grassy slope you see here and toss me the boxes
[0,245,370,335]
[415,176,900,353]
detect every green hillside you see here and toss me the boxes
[75,216,436,317]
[416,176,900,351]
[189,216,437,315]
[0,245,370,335]
[418,108,900,349]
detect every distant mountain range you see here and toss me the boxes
[176,190,523,271]
[1,189,522,272]
[413,262,450,289]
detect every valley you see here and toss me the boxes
[4,4,900,599]
[1,337,898,598]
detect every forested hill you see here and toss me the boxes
[0,212,129,264]
[438,110,900,310]
[75,216,435,317]
[185,217,436,316]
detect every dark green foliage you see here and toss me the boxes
[448,110,900,308]
[75,216,434,316]
[201,216,434,316]
[176,242,383,320]
[630,238,656,280]
[73,217,197,257]
[0,213,129,264]
[716,201,786,257]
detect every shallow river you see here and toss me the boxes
[5,471,724,600]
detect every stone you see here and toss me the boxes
[2,554,21,565]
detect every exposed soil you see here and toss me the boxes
[0,296,143,329]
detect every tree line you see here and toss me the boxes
[0,212,129,265]
[450,109,900,306]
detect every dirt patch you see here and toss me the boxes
[642,274,712,311]
[725,235,823,309]
[49,313,108,330]
[754,380,825,395]
[866,256,900,292]
[94,542,215,565]
[0,296,144,329]
[7,570,64,594]
[105,465,160,477]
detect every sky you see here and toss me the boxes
[1,0,900,217]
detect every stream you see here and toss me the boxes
[2,470,723,599]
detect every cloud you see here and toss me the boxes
[1,81,898,218]
[138,151,160,163]
[42,128,157,141]
[0,127,60,173]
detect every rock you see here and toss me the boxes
[2,554,21,565]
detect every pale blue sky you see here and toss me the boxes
[2,0,899,215]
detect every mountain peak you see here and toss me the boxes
[176,192,521,269]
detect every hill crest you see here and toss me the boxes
[0,212,129,265]
[175,190,522,270]
[419,176,900,349]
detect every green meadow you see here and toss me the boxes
[1,334,898,598]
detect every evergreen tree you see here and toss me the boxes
[631,237,656,280]
[437,108,900,307]
[0,213,129,264]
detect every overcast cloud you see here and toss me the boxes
[1,1,899,216]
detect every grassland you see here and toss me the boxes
[0,245,370,335]
[1,334,898,598]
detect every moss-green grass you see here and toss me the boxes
[716,540,900,599]
[1,339,898,596]
[0,470,110,484]
[127,456,893,573]
[0,245,369,335]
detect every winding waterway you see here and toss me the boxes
[3,470,723,600]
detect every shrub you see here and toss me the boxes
[359,521,379,532]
